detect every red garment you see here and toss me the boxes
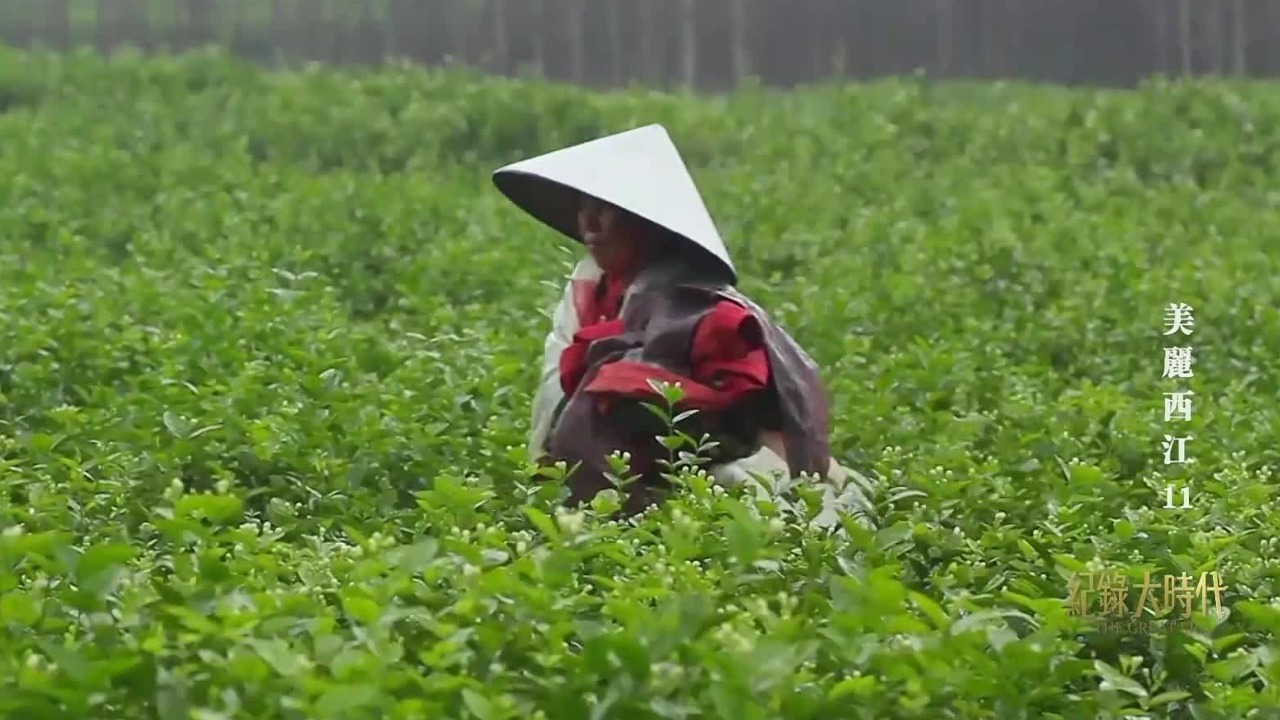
[560,272,631,395]
[558,317,624,396]
[586,300,770,411]
[558,274,770,411]
[572,272,630,326]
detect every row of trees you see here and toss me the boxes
[2,0,1278,88]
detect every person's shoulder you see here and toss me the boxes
[712,286,768,316]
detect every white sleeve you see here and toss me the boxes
[527,257,600,461]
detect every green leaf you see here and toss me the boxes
[341,595,382,625]
[523,506,561,541]
[76,542,136,580]
[1149,690,1193,706]
[0,591,40,626]
[174,494,243,525]
[317,684,381,716]
[827,675,879,700]
[909,591,950,630]
[461,688,495,720]
[1093,660,1148,699]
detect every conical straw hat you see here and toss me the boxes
[492,124,737,282]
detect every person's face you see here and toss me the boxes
[577,195,652,274]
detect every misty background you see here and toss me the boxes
[1,0,1278,89]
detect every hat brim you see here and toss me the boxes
[492,169,737,283]
[492,169,584,246]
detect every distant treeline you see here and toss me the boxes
[2,0,1279,89]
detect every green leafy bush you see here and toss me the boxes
[1,47,1278,719]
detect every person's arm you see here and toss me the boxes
[528,258,600,461]
[580,299,773,460]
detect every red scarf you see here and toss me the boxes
[560,272,630,395]
[558,273,770,411]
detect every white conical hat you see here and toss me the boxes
[492,124,737,282]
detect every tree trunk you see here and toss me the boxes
[607,0,624,83]
[981,0,998,76]
[825,0,845,78]
[568,0,585,83]
[1150,0,1169,75]
[96,0,113,54]
[186,0,215,50]
[1231,0,1246,75]
[492,0,509,73]
[228,0,243,53]
[935,0,953,74]
[447,0,468,64]
[680,0,697,89]
[1205,0,1223,74]
[532,0,546,74]
[639,1,657,84]
[1177,0,1193,75]
[730,0,750,84]
[1005,0,1023,74]
[95,0,147,54]
[46,0,71,49]
[269,0,289,65]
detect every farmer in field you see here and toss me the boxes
[492,124,872,525]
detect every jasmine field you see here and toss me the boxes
[1,48,1278,718]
